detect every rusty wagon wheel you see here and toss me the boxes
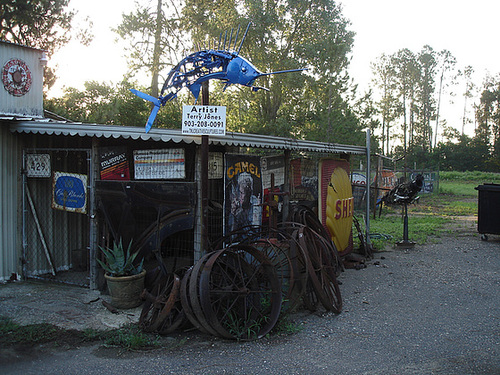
[298,227,342,313]
[187,252,221,337]
[180,266,210,334]
[139,273,179,332]
[198,246,282,340]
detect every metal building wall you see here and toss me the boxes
[0,41,44,118]
[0,125,20,281]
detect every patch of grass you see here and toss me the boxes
[271,315,303,336]
[440,171,500,182]
[439,181,479,196]
[100,324,161,350]
[366,171,487,250]
[0,316,62,344]
[0,317,161,351]
[370,214,450,248]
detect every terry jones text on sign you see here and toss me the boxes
[182,105,226,135]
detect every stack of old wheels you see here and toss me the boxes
[180,245,282,340]
[295,225,342,313]
[211,225,309,313]
[139,269,187,335]
[284,206,343,314]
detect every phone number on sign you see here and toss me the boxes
[184,120,224,128]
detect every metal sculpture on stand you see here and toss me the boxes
[382,174,424,247]
[131,23,307,132]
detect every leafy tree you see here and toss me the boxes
[371,54,398,154]
[459,65,476,136]
[182,0,361,144]
[417,46,437,152]
[432,49,457,147]
[390,48,419,158]
[114,0,185,98]
[476,74,500,170]
[0,0,93,89]
[0,0,74,54]
[44,78,182,128]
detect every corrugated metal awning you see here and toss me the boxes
[9,121,367,155]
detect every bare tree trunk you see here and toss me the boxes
[150,0,163,98]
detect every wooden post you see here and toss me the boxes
[201,81,209,254]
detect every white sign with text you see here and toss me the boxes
[182,105,226,135]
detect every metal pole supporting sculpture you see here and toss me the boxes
[131,23,307,132]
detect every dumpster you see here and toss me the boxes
[475,183,500,240]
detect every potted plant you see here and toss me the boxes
[97,239,146,309]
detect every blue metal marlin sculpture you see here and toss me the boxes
[131,23,307,132]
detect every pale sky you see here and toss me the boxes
[50,0,500,137]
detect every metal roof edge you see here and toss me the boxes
[8,121,366,155]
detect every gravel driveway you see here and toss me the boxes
[1,229,499,374]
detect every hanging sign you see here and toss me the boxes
[182,105,226,135]
[133,148,185,179]
[52,172,87,214]
[25,154,51,178]
[224,154,263,234]
[99,146,130,180]
[209,152,224,179]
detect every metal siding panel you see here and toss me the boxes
[0,42,44,117]
[0,125,20,281]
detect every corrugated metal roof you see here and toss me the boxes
[9,121,367,155]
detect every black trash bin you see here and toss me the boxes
[475,183,500,240]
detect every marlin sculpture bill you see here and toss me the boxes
[131,23,307,132]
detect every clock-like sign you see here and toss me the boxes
[2,58,33,97]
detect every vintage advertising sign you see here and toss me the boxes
[208,152,224,179]
[351,171,367,210]
[290,158,318,202]
[375,169,398,200]
[182,105,226,135]
[318,159,353,255]
[224,154,263,234]
[99,147,130,180]
[133,149,185,179]
[261,155,285,221]
[261,155,285,189]
[25,154,51,178]
[2,58,32,96]
[52,172,87,214]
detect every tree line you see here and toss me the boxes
[2,0,499,171]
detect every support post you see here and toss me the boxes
[201,81,209,255]
[365,129,371,248]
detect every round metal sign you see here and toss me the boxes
[2,58,33,96]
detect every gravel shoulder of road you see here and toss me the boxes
[1,222,499,374]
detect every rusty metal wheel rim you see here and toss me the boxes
[139,273,171,332]
[188,252,221,337]
[298,227,342,313]
[180,266,209,334]
[199,246,282,340]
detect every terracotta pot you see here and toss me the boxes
[105,269,146,309]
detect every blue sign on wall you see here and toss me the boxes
[52,172,87,214]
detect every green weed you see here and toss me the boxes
[271,315,303,335]
[0,316,61,344]
[0,317,161,351]
[100,324,160,350]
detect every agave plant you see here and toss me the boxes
[97,239,144,277]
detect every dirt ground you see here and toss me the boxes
[1,215,499,374]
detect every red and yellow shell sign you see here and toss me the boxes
[319,159,353,255]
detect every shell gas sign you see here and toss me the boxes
[319,159,353,255]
